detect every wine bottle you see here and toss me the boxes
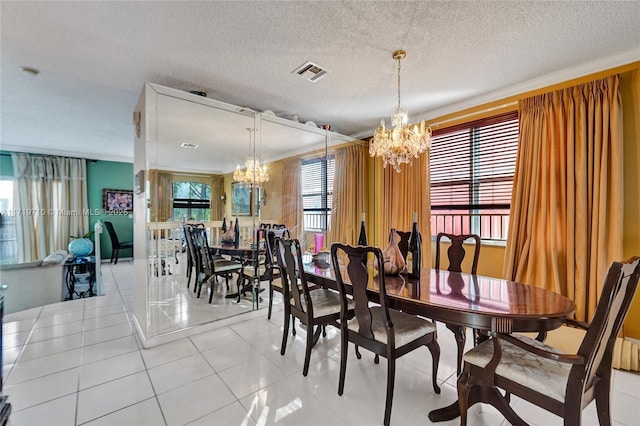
[407,212,421,279]
[357,213,368,245]
[234,217,240,248]
[221,217,227,233]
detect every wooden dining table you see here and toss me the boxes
[303,263,576,422]
[210,244,266,305]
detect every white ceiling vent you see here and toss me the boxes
[292,61,328,83]
[180,142,199,149]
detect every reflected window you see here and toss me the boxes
[0,179,17,264]
[430,112,519,241]
[301,155,335,231]
[172,181,211,221]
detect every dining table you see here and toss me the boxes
[210,243,266,306]
[303,262,576,422]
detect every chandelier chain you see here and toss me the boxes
[369,49,432,173]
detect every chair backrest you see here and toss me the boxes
[393,230,422,259]
[331,243,394,343]
[275,238,313,316]
[186,224,215,275]
[571,257,640,394]
[104,221,120,246]
[183,223,204,266]
[435,232,480,274]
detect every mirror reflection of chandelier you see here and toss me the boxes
[369,49,432,173]
[233,128,270,186]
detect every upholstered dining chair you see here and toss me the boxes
[265,228,290,319]
[457,256,640,426]
[330,243,441,426]
[276,238,353,376]
[103,221,133,264]
[182,222,205,290]
[189,225,243,302]
[435,232,481,374]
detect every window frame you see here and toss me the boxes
[301,154,335,232]
[430,111,519,242]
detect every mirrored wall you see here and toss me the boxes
[133,83,371,344]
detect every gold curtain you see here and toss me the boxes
[503,76,624,322]
[328,144,368,246]
[281,157,303,239]
[374,151,432,268]
[148,170,173,222]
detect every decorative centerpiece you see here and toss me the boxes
[312,251,331,269]
[373,228,406,275]
[68,231,94,257]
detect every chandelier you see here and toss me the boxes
[369,49,432,173]
[233,128,270,186]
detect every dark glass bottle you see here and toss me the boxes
[234,217,240,248]
[221,217,227,233]
[407,212,421,279]
[357,213,367,245]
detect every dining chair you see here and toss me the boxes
[330,243,441,426]
[435,232,481,374]
[265,228,290,320]
[182,222,205,290]
[103,221,133,264]
[276,238,353,376]
[236,228,270,303]
[189,224,243,302]
[394,229,421,260]
[457,256,640,426]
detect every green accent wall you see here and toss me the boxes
[87,160,134,260]
[0,152,14,176]
[2,151,133,260]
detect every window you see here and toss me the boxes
[301,155,335,231]
[172,181,211,221]
[430,112,519,241]
[0,179,17,264]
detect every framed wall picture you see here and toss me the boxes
[103,189,134,212]
[231,182,251,216]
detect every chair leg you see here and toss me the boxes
[209,279,216,303]
[280,309,290,356]
[267,284,274,320]
[338,329,348,396]
[354,345,362,359]
[303,323,314,376]
[383,357,396,426]
[426,340,441,394]
[114,248,119,264]
[110,249,115,264]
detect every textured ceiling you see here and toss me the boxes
[1,1,639,168]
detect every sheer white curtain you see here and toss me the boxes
[12,153,88,262]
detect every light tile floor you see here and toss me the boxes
[3,262,640,425]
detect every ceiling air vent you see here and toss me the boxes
[292,61,328,83]
[180,142,199,149]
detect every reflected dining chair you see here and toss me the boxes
[182,222,205,290]
[265,228,290,320]
[458,256,640,426]
[188,224,243,303]
[276,238,353,376]
[104,221,133,264]
[435,232,481,374]
[331,243,441,426]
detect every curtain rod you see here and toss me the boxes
[0,153,98,162]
